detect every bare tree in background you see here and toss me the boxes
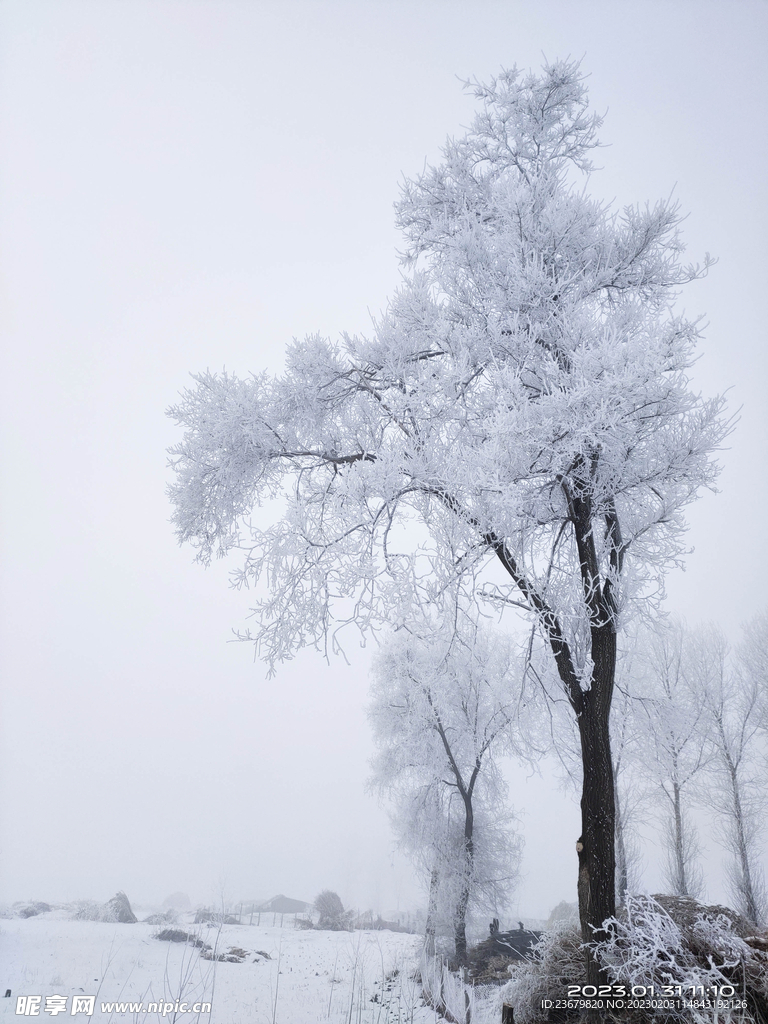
[636,620,709,900]
[610,682,647,904]
[738,610,768,734]
[688,625,767,926]
[167,61,728,981]
[368,620,526,964]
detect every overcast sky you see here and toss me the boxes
[1,1,766,921]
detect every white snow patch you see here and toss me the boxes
[0,912,446,1023]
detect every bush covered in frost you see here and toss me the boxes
[313,890,353,931]
[495,925,585,1024]
[69,899,118,923]
[496,895,768,1023]
[591,894,768,1022]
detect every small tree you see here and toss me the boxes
[738,610,768,734]
[314,890,349,930]
[368,620,526,964]
[688,626,767,926]
[167,61,728,980]
[635,620,710,900]
[609,684,647,903]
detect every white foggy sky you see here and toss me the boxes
[1,1,766,920]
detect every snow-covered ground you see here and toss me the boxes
[0,909,485,1023]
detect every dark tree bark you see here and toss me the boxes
[575,624,617,984]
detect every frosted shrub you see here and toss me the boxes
[590,894,768,1022]
[69,900,117,923]
[496,897,768,1023]
[497,926,585,1024]
[314,890,352,931]
[593,895,745,991]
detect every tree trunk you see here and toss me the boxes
[672,779,688,896]
[576,623,617,987]
[727,759,761,925]
[491,517,619,985]
[453,800,474,967]
[425,867,439,958]
[454,895,468,967]
[613,761,628,904]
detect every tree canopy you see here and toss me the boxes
[168,61,725,671]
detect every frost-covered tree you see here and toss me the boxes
[635,620,709,900]
[314,890,349,930]
[609,683,647,904]
[687,626,767,926]
[738,610,768,734]
[167,61,728,978]
[368,621,526,964]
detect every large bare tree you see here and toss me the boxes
[167,61,728,981]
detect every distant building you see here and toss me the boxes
[489,921,542,960]
[257,894,312,914]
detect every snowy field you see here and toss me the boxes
[0,910,480,1024]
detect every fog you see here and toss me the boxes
[1,1,766,923]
